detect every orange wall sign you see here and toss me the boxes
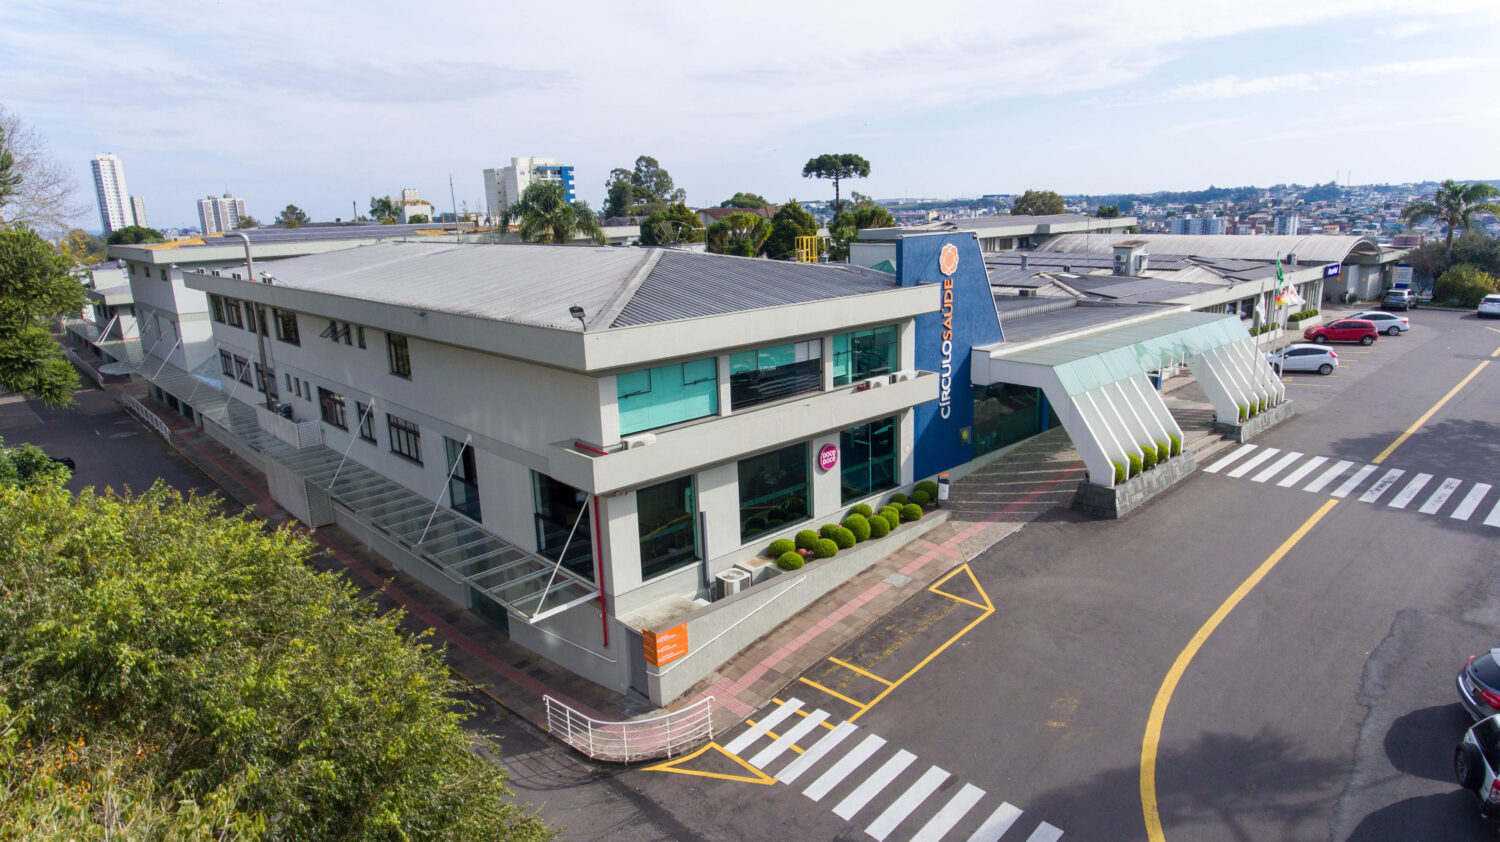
[643,624,689,667]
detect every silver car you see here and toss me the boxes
[1350,310,1411,336]
[1267,343,1339,376]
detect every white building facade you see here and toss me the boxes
[91,153,134,235]
[130,195,148,229]
[198,194,248,235]
[483,157,576,219]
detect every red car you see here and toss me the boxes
[1304,318,1377,346]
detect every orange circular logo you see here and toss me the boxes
[939,243,959,276]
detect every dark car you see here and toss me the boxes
[1382,288,1416,311]
[1458,650,1500,721]
[1303,318,1377,346]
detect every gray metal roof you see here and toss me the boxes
[997,301,1169,344]
[612,251,898,328]
[218,241,900,333]
[1038,233,1383,263]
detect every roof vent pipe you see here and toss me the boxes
[1287,252,1297,266]
[1020,254,1029,270]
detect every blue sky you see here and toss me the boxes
[5,0,1498,229]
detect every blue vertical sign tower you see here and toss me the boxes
[897,233,1004,479]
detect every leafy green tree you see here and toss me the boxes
[1434,263,1500,307]
[638,203,704,246]
[0,478,554,841]
[1011,190,1065,216]
[602,157,686,218]
[801,154,870,213]
[1403,179,1500,259]
[276,204,309,228]
[54,228,108,266]
[105,224,165,245]
[1095,204,1121,218]
[602,171,636,218]
[407,213,430,224]
[503,180,604,245]
[0,435,70,488]
[762,200,819,260]
[0,227,87,405]
[828,202,896,261]
[705,212,771,257]
[369,195,400,224]
[719,192,770,209]
[237,214,261,229]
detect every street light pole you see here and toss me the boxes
[232,232,277,410]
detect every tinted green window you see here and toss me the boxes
[617,358,718,435]
[729,340,822,410]
[739,443,810,542]
[832,326,899,386]
[841,416,897,504]
[638,475,699,580]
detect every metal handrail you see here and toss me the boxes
[543,695,714,763]
[119,392,171,440]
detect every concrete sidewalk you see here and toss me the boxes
[119,378,1229,743]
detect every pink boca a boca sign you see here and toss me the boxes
[817,444,839,471]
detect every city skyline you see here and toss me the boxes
[5,0,1498,229]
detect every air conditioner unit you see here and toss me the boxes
[894,372,913,383]
[714,568,749,599]
[623,432,657,449]
[862,377,885,389]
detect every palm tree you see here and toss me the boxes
[501,181,605,245]
[1402,179,1500,258]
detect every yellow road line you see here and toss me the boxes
[775,697,838,730]
[1140,498,1338,842]
[1372,359,1489,463]
[852,609,994,721]
[829,657,894,686]
[743,723,805,755]
[929,592,991,611]
[798,678,872,712]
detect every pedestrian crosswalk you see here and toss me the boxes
[724,698,1063,841]
[1204,443,1500,526]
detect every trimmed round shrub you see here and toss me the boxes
[813,538,839,558]
[1113,462,1126,484]
[794,529,820,551]
[876,513,897,532]
[901,503,923,522]
[1156,441,1170,463]
[819,523,842,539]
[910,489,931,506]
[850,503,874,518]
[1141,447,1157,471]
[879,505,900,522]
[776,551,805,570]
[868,514,890,538]
[1128,454,1143,478]
[915,480,939,498]
[842,513,871,542]
[768,538,796,557]
[1169,433,1182,457]
[830,526,857,549]
[890,493,909,506]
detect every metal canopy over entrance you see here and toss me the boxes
[976,310,1280,487]
[79,334,598,623]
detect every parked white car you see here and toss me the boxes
[1267,344,1339,375]
[1350,310,1411,335]
[1479,294,1500,319]
[1455,714,1500,818]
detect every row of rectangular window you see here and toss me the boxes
[617,326,899,436]
[208,295,300,345]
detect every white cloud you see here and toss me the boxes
[1161,57,1497,102]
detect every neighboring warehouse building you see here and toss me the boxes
[852,213,1138,264]
[484,157,575,220]
[198,194,248,236]
[1168,215,1227,235]
[90,153,134,235]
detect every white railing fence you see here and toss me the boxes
[119,392,171,441]
[543,695,714,763]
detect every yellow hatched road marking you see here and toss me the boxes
[798,678,873,711]
[829,657,894,686]
[774,697,838,730]
[741,721,805,755]
[1372,358,1489,463]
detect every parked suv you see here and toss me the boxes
[1303,318,1377,345]
[1382,288,1416,311]
[1455,714,1500,818]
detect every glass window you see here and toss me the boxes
[357,325,366,348]
[729,340,822,410]
[218,349,234,378]
[973,383,1054,457]
[738,443,810,542]
[617,358,718,435]
[533,473,594,581]
[445,437,481,522]
[387,413,421,463]
[274,309,300,345]
[832,325,899,386]
[232,354,252,386]
[841,416,897,504]
[387,333,411,378]
[254,363,275,395]
[318,387,347,429]
[243,302,258,334]
[355,402,376,443]
[209,295,226,324]
[637,475,699,580]
[224,299,243,329]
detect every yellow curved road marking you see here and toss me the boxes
[1140,498,1338,842]
[1373,359,1490,463]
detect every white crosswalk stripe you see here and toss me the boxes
[1252,451,1303,483]
[1204,443,1257,473]
[1227,447,1281,478]
[719,700,1064,840]
[1453,484,1492,521]
[1306,459,1355,493]
[1358,468,1405,503]
[1485,499,1500,528]
[1277,455,1327,487]
[1332,464,1379,498]
[1420,478,1463,514]
[1388,473,1432,509]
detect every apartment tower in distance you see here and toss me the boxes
[198,193,248,235]
[91,153,135,235]
[483,157,575,221]
[130,196,149,229]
